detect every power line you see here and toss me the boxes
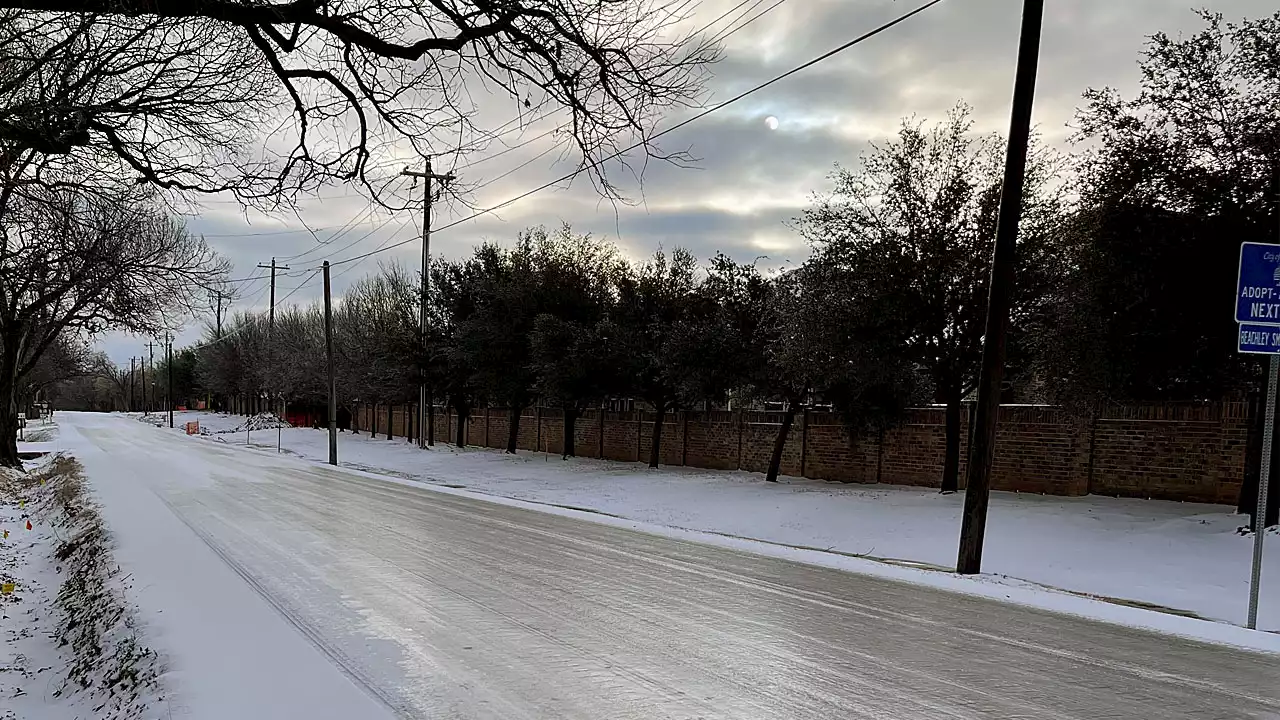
[329,0,946,268]
[708,0,793,45]
[466,138,570,196]
[175,266,323,354]
[454,124,561,171]
[330,221,416,280]
[311,215,411,267]
[278,202,383,263]
[203,227,319,238]
[692,0,759,36]
[226,268,309,284]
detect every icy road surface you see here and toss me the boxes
[62,413,1280,719]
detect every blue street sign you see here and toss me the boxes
[1236,242,1280,324]
[1239,324,1280,354]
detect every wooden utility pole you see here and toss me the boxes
[257,258,289,416]
[402,159,455,449]
[957,0,1045,575]
[166,333,174,429]
[323,261,338,465]
[257,258,290,333]
[129,357,136,412]
[145,341,157,414]
[210,288,232,339]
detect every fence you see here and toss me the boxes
[347,401,1250,505]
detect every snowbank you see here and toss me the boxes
[0,455,162,720]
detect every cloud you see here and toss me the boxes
[97,0,1277,363]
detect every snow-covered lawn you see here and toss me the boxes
[159,410,1279,632]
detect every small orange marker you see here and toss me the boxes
[25,520,32,531]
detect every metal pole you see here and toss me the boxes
[324,261,338,465]
[1252,162,1280,628]
[956,0,1045,575]
[1249,355,1277,629]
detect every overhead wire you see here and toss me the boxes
[707,0,792,45]
[174,266,322,354]
[330,221,416,280]
[691,0,760,35]
[328,0,946,269]
[278,206,378,263]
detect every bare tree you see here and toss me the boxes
[0,186,228,464]
[0,1,719,206]
[22,330,93,409]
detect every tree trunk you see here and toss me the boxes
[456,405,468,448]
[506,405,520,454]
[648,405,665,469]
[766,404,798,483]
[0,338,21,467]
[563,405,578,459]
[387,404,394,440]
[940,391,962,493]
[371,402,379,439]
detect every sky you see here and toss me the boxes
[99,0,1274,364]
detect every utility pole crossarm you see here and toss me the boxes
[256,258,291,330]
[400,168,456,183]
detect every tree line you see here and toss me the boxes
[188,11,1280,492]
[0,0,719,466]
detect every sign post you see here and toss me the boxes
[1236,241,1280,629]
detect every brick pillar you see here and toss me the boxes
[681,411,689,466]
[736,409,744,470]
[800,407,809,478]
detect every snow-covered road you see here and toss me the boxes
[59,412,1280,718]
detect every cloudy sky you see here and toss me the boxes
[100,0,1273,364]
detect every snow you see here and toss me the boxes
[1,463,76,720]
[53,417,397,720]
[46,412,1280,716]
[11,408,1273,720]
[153,410,1279,643]
[0,450,164,720]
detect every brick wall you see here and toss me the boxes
[351,401,1251,506]
[1088,403,1248,504]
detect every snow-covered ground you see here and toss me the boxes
[50,412,1280,717]
[154,410,1278,632]
[1,448,164,720]
[54,415,398,720]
